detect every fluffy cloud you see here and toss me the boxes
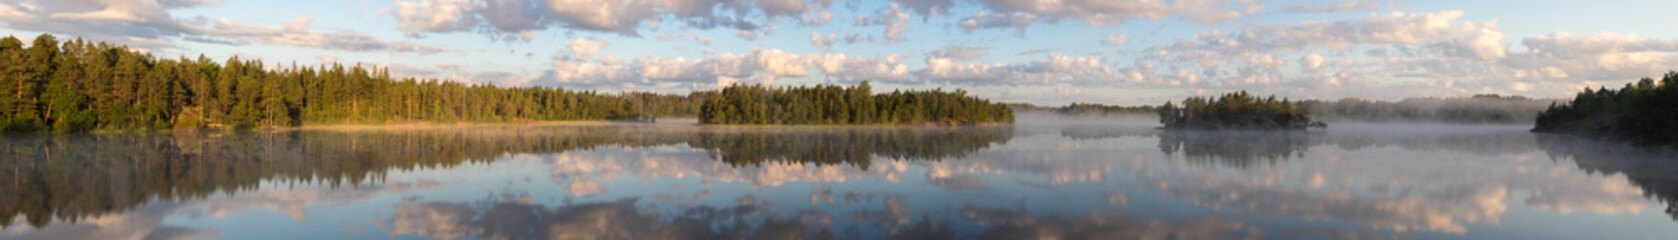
[0,1,442,54]
[1299,53,1325,71]
[1113,10,1518,98]
[967,0,1263,31]
[810,32,835,51]
[392,0,484,35]
[538,48,909,90]
[1282,0,1382,14]
[1157,11,1503,57]
[1503,32,1678,82]
[389,0,839,38]
[203,16,446,55]
[958,11,1036,33]
[0,0,217,48]
[919,53,1120,85]
[562,38,608,60]
[1104,32,1128,46]
[854,3,913,42]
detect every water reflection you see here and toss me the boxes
[1158,130,1313,167]
[0,125,1011,229]
[1537,134,1678,220]
[1,123,1675,239]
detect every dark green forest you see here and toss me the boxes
[1157,91,1324,130]
[699,82,1013,125]
[0,34,705,132]
[1533,71,1678,146]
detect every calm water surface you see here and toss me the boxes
[2,121,1676,239]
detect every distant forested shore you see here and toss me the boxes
[0,34,708,132]
[0,34,1014,131]
[699,82,1013,125]
[1534,71,1678,146]
[1009,102,1156,117]
[1014,95,1556,125]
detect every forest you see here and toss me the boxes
[0,34,706,132]
[1156,91,1325,130]
[1532,71,1678,146]
[1301,94,1556,124]
[698,82,1013,125]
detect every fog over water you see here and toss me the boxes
[2,120,1674,239]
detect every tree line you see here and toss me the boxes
[1009,102,1156,116]
[1157,91,1324,130]
[699,82,1014,125]
[1533,71,1678,146]
[0,34,706,132]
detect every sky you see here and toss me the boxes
[3,0,1678,105]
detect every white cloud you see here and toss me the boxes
[204,16,446,55]
[1282,0,1382,14]
[968,0,1264,30]
[390,0,839,38]
[855,3,912,42]
[810,32,835,51]
[919,53,1118,85]
[1104,32,1128,46]
[392,0,485,36]
[1300,53,1325,71]
[538,48,910,90]
[958,11,1036,33]
[1503,32,1678,81]
[0,0,444,54]
[800,9,834,26]
[974,0,1171,27]
[563,38,609,60]
[0,0,217,48]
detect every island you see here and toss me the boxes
[1533,71,1678,146]
[1156,91,1325,130]
[698,82,1013,125]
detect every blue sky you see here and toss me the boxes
[4,0,1678,105]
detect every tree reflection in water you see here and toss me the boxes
[1536,134,1678,220]
[0,125,1012,229]
[1157,130,1313,168]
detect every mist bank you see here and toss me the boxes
[1015,94,1558,125]
[1534,71,1678,147]
[1302,94,1560,124]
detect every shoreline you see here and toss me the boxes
[4,119,1018,135]
[288,120,623,131]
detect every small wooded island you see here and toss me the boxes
[1534,71,1678,146]
[699,82,1013,125]
[1157,91,1326,130]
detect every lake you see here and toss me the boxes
[2,121,1675,239]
